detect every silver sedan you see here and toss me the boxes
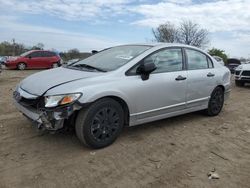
[13,43,231,148]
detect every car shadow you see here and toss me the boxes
[41,111,206,150]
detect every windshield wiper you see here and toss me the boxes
[72,64,107,72]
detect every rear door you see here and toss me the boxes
[185,48,216,108]
[42,51,54,68]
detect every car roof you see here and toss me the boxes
[28,50,54,53]
[117,43,202,50]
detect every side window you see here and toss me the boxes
[43,51,49,57]
[186,49,209,70]
[145,48,183,73]
[43,51,55,57]
[128,48,183,75]
[49,52,56,57]
[29,52,42,58]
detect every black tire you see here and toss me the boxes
[52,62,59,68]
[75,98,124,149]
[235,80,245,87]
[17,62,26,70]
[206,87,224,116]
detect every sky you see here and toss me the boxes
[0,0,249,58]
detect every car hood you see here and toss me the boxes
[241,64,250,70]
[20,67,104,96]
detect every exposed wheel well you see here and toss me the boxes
[217,85,225,92]
[17,62,26,66]
[67,96,130,129]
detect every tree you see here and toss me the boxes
[177,20,209,48]
[0,41,45,56]
[208,48,228,63]
[152,20,210,48]
[31,43,44,50]
[152,22,177,43]
[67,48,80,59]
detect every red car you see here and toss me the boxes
[5,50,61,70]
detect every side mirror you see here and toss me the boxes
[136,62,156,81]
[28,56,32,59]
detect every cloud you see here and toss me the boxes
[1,0,250,33]
[0,16,121,51]
[0,0,133,21]
[211,32,250,58]
[131,0,250,33]
[0,0,249,56]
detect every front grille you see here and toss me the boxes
[242,71,250,76]
[235,70,241,75]
[19,97,44,109]
[19,97,38,107]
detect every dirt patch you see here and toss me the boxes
[0,70,249,188]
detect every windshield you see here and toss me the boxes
[71,45,151,72]
[20,51,31,57]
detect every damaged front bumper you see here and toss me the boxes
[13,96,81,131]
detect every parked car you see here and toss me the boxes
[213,56,224,66]
[13,43,231,148]
[0,56,7,65]
[234,64,250,86]
[5,50,61,70]
[226,63,239,74]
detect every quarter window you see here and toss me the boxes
[207,57,214,68]
[186,49,210,70]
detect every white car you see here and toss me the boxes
[213,56,224,66]
[13,43,231,148]
[234,64,250,86]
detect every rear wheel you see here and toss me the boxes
[75,98,124,149]
[52,63,59,68]
[235,80,245,87]
[17,63,26,70]
[206,87,224,116]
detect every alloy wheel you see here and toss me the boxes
[91,107,120,142]
[18,63,26,70]
[210,88,224,114]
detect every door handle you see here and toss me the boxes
[175,75,187,81]
[207,72,215,77]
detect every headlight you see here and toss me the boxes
[237,65,243,70]
[45,93,82,108]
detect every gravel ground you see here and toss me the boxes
[0,69,249,188]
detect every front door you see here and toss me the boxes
[127,48,187,123]
[26,51,44,68]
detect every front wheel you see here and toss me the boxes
[52,63,59,68]
[75,98,124,149]
[17,63,26,70]
[206,87,224,116]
